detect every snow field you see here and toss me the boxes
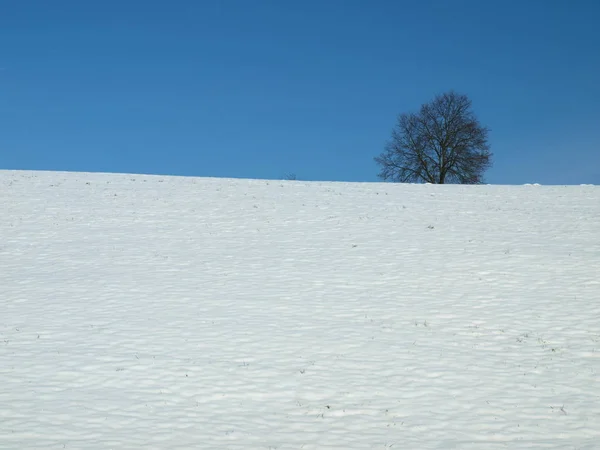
[1,170,599,449]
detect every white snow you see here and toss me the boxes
[1,170,599,449]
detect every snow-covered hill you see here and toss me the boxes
[1,170,599,449]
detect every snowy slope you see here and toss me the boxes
[1,170,599,449]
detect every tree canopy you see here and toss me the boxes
[375,91,492,184]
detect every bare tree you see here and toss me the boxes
[375,91,492,184]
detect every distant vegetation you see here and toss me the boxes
[375,91,492,184]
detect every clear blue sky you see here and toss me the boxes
[1,0,598,184]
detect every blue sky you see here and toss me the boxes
[1,0,598,184]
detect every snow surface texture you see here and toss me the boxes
[1,170,599,449]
